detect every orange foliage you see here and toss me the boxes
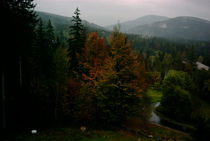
[109,30,148,95]
[81,31,148,98]
[64,31,149,123]
[66,78,80,96]
[80,32,109,82]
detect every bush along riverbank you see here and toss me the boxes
[155,106,196,134]
[147,88,195,134]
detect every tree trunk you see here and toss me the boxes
[19,56,22,89]
[2,71,6,129]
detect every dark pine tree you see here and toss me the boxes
[68,8,86,74]
[0,0,37,129]
[33,19,56,78]
[46,20,56,49]
[31,18,60,126]
[44,19,56,78]
[33,18,46,77]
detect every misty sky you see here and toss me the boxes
[35,0,210,26]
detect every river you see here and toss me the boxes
[149,102,161,124]
[149,102,194,134]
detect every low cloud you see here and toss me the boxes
[35,0,210,26]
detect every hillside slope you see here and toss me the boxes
[36,11,109,38]
[106,15,169,33]
[128,16,210,41]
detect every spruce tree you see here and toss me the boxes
[1,0,37,129]
[31,18,60,124]
[33,19,46,76]
[68,8,86,73]
[45,19,56,77]
[33,18,59,82]
[46,20,55,49]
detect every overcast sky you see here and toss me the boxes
[35,0,210,26]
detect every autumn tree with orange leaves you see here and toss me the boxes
[81,32,109,83]
[93,28,148,124]
[63,30,148,124]
[63,32,109,122]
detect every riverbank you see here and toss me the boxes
[147,88,196,135]
[155,109,196,132]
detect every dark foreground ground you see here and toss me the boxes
[1,123,192,141]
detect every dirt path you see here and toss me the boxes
[149,123,191,137]
[123,117,191,138]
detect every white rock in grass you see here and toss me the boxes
[148,135,153,138]
[31,130,37,134]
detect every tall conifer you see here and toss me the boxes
[68,8,86,73]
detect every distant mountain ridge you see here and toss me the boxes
[36,11,107,32]
[106,15,170,32]
[106,15,210,41]
[37,11,210,41]
[127,16,210,41]
[36,11,109,39]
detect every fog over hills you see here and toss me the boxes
[106,15,170,32]
[36,11,109,38]
[126,16,210,41]
[106,15,210,41]
[37,11,106,31]
[37,11,210,41]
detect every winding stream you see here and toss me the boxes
[149,102,161,124]
[149,102,194,134]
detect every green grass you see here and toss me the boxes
[147,89,163,103]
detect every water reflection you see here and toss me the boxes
[149,102,160,124]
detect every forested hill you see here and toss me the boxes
[106,15,210,41]
[36,11,109,37]
[36,11,210,66]
[37,11,210,41]
[127,16,210,41]
[106,15,170,32]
